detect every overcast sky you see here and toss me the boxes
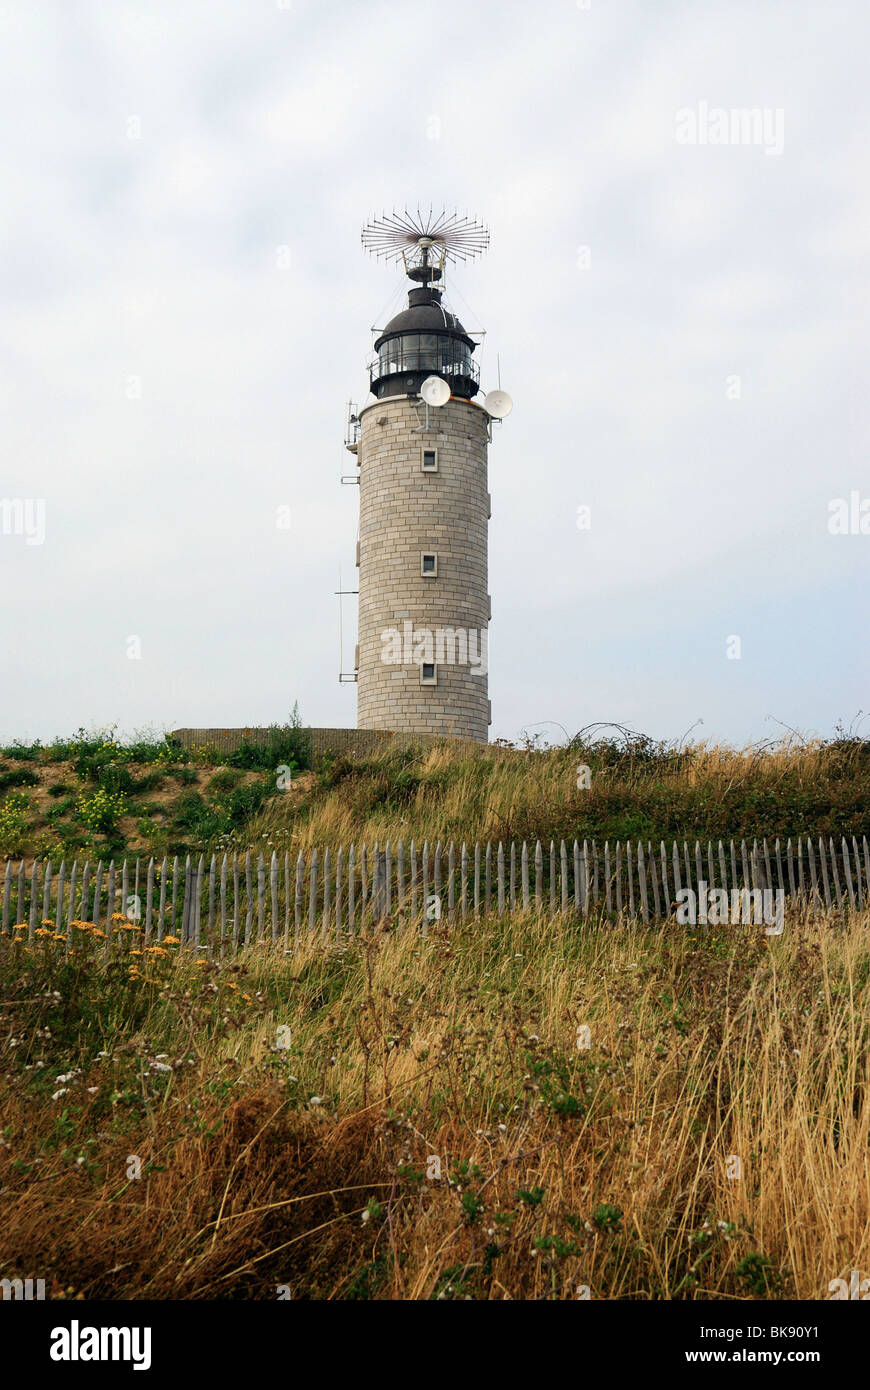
[1,0,868,749]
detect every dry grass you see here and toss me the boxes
[243,734,870,851]
[1,899,867,1299]
[3,731,868,861]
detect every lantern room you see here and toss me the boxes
[370,285,479,400]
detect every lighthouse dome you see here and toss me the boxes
[377,288,469,341]
[370,287,479,401]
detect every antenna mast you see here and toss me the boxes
[361,207,490,284]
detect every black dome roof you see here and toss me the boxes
[374,288,473,351]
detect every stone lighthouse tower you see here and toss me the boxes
[350,210,510,743]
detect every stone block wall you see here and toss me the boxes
[356,395,490,741]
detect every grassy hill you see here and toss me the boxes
[1,727,869,864]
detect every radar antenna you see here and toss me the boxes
[361,206,489,285]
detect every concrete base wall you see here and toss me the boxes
[169,726,481,760]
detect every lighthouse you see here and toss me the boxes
[348,209,511,743]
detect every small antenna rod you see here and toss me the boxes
[338,564,343,681]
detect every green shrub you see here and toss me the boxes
[97,762,135,795]
[1,741,41,762]
[170,782,271,844]
[0,767,39,792]
[172,792,206,829]
[75,789,128,835]
[129,769,165,793]
[209,769,242,793]
[0,791,30,854]
[735,1252,782,1296]
[124,735,186,765]
[227,737,306,773]
[45,797,76,824]
[166,766,198,786]
[225,705,312,773]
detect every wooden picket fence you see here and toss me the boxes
[1,834,868,954]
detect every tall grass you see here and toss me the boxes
[243,735,870,852]
[1,902,867,1299]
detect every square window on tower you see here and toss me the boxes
[421,552,438,577]
[421,663,437,685]
[421,448,438,472]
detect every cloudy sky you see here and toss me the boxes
[1,0,867,749]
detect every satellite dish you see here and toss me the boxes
[484,389,513,419]
[420,375,451,407]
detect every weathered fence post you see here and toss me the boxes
[308,849,318,936]
[322,848,332,942]
[485,842,492,914]
[220,854,228,954]
[244,853,253,946]
[549,841,556,914]
[534,841,542,911]
[2,861,11,933]
[336,847,344,939]
[638,843,649,923]
[560,840,568,913]
[396,841,404,925]
[294,851,304,947]
[408,841,417,920]
[233,853,241,951]
[345,846,354,938]
[145,857,154,943]
[473,842,481,917]
[270,851,279,942]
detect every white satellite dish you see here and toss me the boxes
[420,375,451,407]
[483,389,513,419]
